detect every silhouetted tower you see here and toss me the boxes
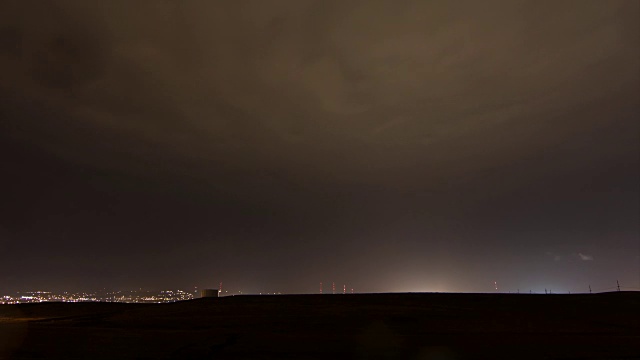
[617,280,620,291]
[589,285,592,294]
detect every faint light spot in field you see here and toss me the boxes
[355,321,403,359]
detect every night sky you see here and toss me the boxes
[1,1,638,295]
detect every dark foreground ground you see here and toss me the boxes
[0,292,638,359]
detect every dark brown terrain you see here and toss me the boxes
[1,292,638,359]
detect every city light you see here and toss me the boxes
[0,289,196,304]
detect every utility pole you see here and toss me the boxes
[617,280,620,292]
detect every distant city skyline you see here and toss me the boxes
[3,275,636,302]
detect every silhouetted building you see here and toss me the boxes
[200,289,219,298]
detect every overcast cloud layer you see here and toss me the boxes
[1,1,638,294]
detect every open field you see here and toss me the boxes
[1,292,638,359]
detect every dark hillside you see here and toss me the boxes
[1,292,638,359]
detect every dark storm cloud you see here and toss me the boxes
[0,0,638,292]
[4,1,637,175]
